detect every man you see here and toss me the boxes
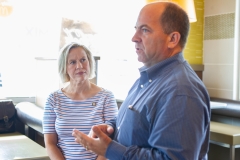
[72,2,210,160]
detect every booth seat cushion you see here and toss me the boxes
[15,99,123,136]
[15,102,43,134]
[210,97,240,119]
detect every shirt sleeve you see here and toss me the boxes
[102,90,118,139]
[105,95,210,160]
[42,92,57,134]
[102,90,118,122]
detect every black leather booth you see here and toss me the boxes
[15,98,240,147]
[210,97,240,127]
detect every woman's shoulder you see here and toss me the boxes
[100,88,115,97]
[91,83,113,95]
[48,89,63,97]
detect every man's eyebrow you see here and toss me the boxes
[135,24,149,29]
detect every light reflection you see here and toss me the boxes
[0,135,27,141]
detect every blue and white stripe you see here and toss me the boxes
[43,88,118,160]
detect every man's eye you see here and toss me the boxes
[142,28,148,33]
[70,61,75,64]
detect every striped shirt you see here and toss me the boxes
[43,88,118,160]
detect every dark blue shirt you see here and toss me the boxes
[106,52,210,160]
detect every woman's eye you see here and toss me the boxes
[81,59,86,62]
[70,61,75,64]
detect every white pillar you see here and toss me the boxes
[233,0,240,100]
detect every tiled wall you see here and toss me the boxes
[203,0,235,99]
[204,13,235,40]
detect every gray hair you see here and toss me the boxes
[58,42,95,83]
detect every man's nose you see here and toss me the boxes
[132,32,141,43]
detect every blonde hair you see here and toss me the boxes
[58,42,95,83]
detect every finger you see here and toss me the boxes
[74,137,82,145]
[106,125,114,135]
[72,129,98,153]
[72,129,81,139]
[91,126,112,155]
[72,129,78,139]
[72,129,85,145]
[92,126,106,139]
[88,127,98,138]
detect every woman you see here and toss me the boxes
[43,42,118,160]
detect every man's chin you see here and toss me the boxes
[137,57,145,63]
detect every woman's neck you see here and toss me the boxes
[68,80,91,94]
[63,80,94,100]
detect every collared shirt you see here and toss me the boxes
[106,52,210,160]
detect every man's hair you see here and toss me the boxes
[58,42,95,83]
[160,2,190,48]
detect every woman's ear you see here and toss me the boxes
[168,32,181,48]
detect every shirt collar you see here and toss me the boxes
[138,52,185,83]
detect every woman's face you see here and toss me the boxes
[66,47,90,83]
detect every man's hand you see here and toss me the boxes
[88,124,114,138]
[72,125,114,156]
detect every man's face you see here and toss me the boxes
[132,4,171,68]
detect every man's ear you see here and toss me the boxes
[168,32,181,48]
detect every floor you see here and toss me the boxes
[208,143,240,160]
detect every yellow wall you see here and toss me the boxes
[184,0,204,64]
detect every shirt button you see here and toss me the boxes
[149,79,152,82]
[128,105,133,109]
[141,85,143,88]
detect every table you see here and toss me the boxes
[0,132,50,160]
[210,121,240,160]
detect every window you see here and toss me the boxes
[0,0,144,101]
